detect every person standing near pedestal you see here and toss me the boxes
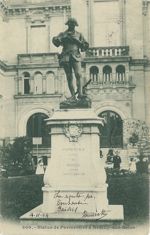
[129,157,137,173]
[52,17,89,99]
[113,151,121,170]
[36,158,44,175]
[106,149,114,169]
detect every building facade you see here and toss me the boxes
[0,0,150,165]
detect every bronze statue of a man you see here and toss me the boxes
[52,18,89,99]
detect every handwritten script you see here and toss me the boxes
[53,191,109,219]
[82,209,109,219]
[54,191,95,213]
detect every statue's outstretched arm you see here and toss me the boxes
[52,33,64,47]
[79,34,89,51]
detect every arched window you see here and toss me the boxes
[34,72,43,94]
[46,71,55,94]
[103,65,112,83]
[23,72,30,94]
[90,66,99,83]
[99,111,123,148]
[27,113,50,147]
[116,65,125,83]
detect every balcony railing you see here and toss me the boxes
[17,46,129,65]
[89,75,135,88]
[86,46,129,58]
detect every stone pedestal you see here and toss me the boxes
[20,109,124,224]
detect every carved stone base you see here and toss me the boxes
[60,96,91,109]
[20,204,124,225]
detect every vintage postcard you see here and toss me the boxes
[0,0,149,235]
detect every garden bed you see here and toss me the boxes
[0,174,43,220]
[0,174,149,224]
[107,174,149,223]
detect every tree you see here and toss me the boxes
[0,142,13,176]
[0,137,34,176]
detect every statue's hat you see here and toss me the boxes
[65,17,79,26]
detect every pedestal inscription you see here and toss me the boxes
[62,146,85,176]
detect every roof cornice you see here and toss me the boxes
[0,60,17,72]
[0,0,71,18]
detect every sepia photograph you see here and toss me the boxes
[0,0,149,235]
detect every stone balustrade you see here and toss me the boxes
[86,46,129,57]
[17,46,129,66]
[90,74,134,87]
[101,73,129,85]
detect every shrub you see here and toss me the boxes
[0,137,35,176]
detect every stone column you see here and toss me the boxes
[14,76,18,95]
[57,69,61,94]
[99,72,103,84]
[71,0,89,40]
[43,75,46,94]
[126,70,129,84]
[87,0,94,46]
[112,66,116,84]
[63,8,67,29]
[119,0,126,46]
[30,76,34,94]
[54,74,58,94]
[18,77,22,95]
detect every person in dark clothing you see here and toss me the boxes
[136,156,148,174]
[113,151,121,169]
[106,149,114,163]
[106,149,114,169]
[100,150,103,158]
